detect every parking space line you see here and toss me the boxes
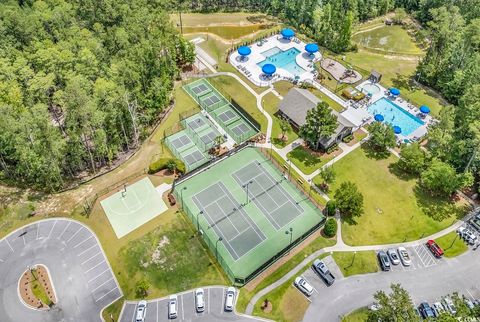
[156,300,159,322]
[74,235,93,248]
[0,258,4,263]
[5,239,14,252]
[88,268,110,284]
[208,288,210,314]
[77,244,97,257]
[66,227,83,243]
[58,222,71,240]
[466,289,475,300]
[85,260,105,274]
[22,234,26,246]
[221,288,225,314]
[181,294,185,320]
[36,224,39,240]
[95,286,118,302]
[81,251,102,265]
[91,277,114,292]
[47,220,57,239]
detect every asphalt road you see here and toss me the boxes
[0,219,122,322]
[303,246,480,321]
[119,286,269,322]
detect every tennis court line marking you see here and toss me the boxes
[213,200,241,235]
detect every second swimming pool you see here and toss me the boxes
[257,47,306,77]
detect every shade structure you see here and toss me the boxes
[281,28,295,38]
[305,43,319,54]
[390,88,400,96]
[393,126,402,134]
[374,114,384,122]
[262,64,276,75]
[419,105,430,114]
[237,46,251,56]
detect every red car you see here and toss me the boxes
[426,240,444,257]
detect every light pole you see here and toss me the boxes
[196,210,203,232]
[215,237,223,262]
[285,227,293,253]
[243,180,253,204]
[180,186,187,209]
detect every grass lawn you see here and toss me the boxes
[262,92,298,148]
[352,25,423,56]
[170,12,274,27]
[436,231,468,258]
[342,308,369,322]
[182,25,271,40]
[31,270,53,306]
[236,236,335,313]
[314,147,467,246]
[346,129,368,146]
[208,75,268,132]
[287,146,340,175]
[332,251,379,277]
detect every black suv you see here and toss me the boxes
[378,251,391,271]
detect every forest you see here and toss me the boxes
[0,0,194,191]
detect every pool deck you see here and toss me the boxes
[229,34,321,87]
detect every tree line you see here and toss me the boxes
[0,0,194,191]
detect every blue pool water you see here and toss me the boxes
[257,47,306,77]
[368,98,424,136]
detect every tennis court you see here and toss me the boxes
[100,177,168,238]
[174,147,325,284]
[183,79,259,143]
[165,130,209,171]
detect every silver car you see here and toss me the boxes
[135,300,147,322]
[397,247,411,266]
[387,248,400,265]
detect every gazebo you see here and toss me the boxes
[262,64,276,77]
[305,43,319,57]
[281,28,295,40]
[237,46,251,61]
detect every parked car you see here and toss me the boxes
[135,300,147,322]
[464,297,475,310]
[168,295,178,319]
[397,247,411,266]
[442,297,457,315]
[312,259,335,286]
[368,303,380,311]
[432,302,444,317]
[463,229,478,245]
[195,288,205,313]
[387,249,400,265]
[426,240,444,258]
[224,287,236,312]
[419,302,435,319]
[378,251,391,271]
[294,276,314,296]
[469,214,480,231]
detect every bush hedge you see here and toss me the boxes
[325,200,337,216]
[148,158,185,174]
[323,218,337,238]
[342,134,354,143]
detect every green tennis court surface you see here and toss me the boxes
[100,177,168,238]
[183,79,258,143]
[174,147,325,284]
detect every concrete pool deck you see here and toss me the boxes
[229,34,321,87]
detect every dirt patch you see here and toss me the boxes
[19,265,56,310]
[261,300,273,313]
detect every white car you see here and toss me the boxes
[168,295,178,319]
[464,230,478,245]
[465,297,475,310]
[397,247,411,266]
[224,287,236,312]
[442,297,457,315]
[135,300,147,322]
[195,288,205,313]
[432,302,444,317]
[387,248,400,265]
[294,276,314,296]
[368,303,380,311]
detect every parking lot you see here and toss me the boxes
[119,286,269,322]
[0,218,122,322]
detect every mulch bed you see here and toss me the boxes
[19,264,56,310]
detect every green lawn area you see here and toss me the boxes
[342,308,369,322]
[287,146,340,175]
[436,231,469,258]
[31,270,53,306]
[352,25,423,55]
[236,236,335,313]
[262,92,298,148]
[182,25,270,39]
[170,12,274,27]
[332,251,379,277]
[314,147,467,246]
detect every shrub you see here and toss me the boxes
[323,218,337,237]
[148,158,185,174]
[342,134,354,143]
[326,143,339,154]
[325,200,337,216]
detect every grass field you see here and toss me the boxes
[314,147,467,246]
[342,308,369,322]
[436,231,469,258]
[332,251,379,277]
[262,92,298,148]
[287,146,340,175]
[352,25,423,55]
[170,12,274,27]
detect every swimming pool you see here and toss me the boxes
[257,47,306,77]
[368,98,424,136]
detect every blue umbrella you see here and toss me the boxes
[281,28,295,39]
[237,46,251,56]
[419,105,430,114]
[262,64,276,75]
[374,114,384,122]
[305,43,319,54]
[390,88,400,96]
[393,126,402,134]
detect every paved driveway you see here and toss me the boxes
[0,219,122,322]
[303,246,480,321]
[119,286,269,322]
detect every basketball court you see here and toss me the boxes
[100,177,168,238]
